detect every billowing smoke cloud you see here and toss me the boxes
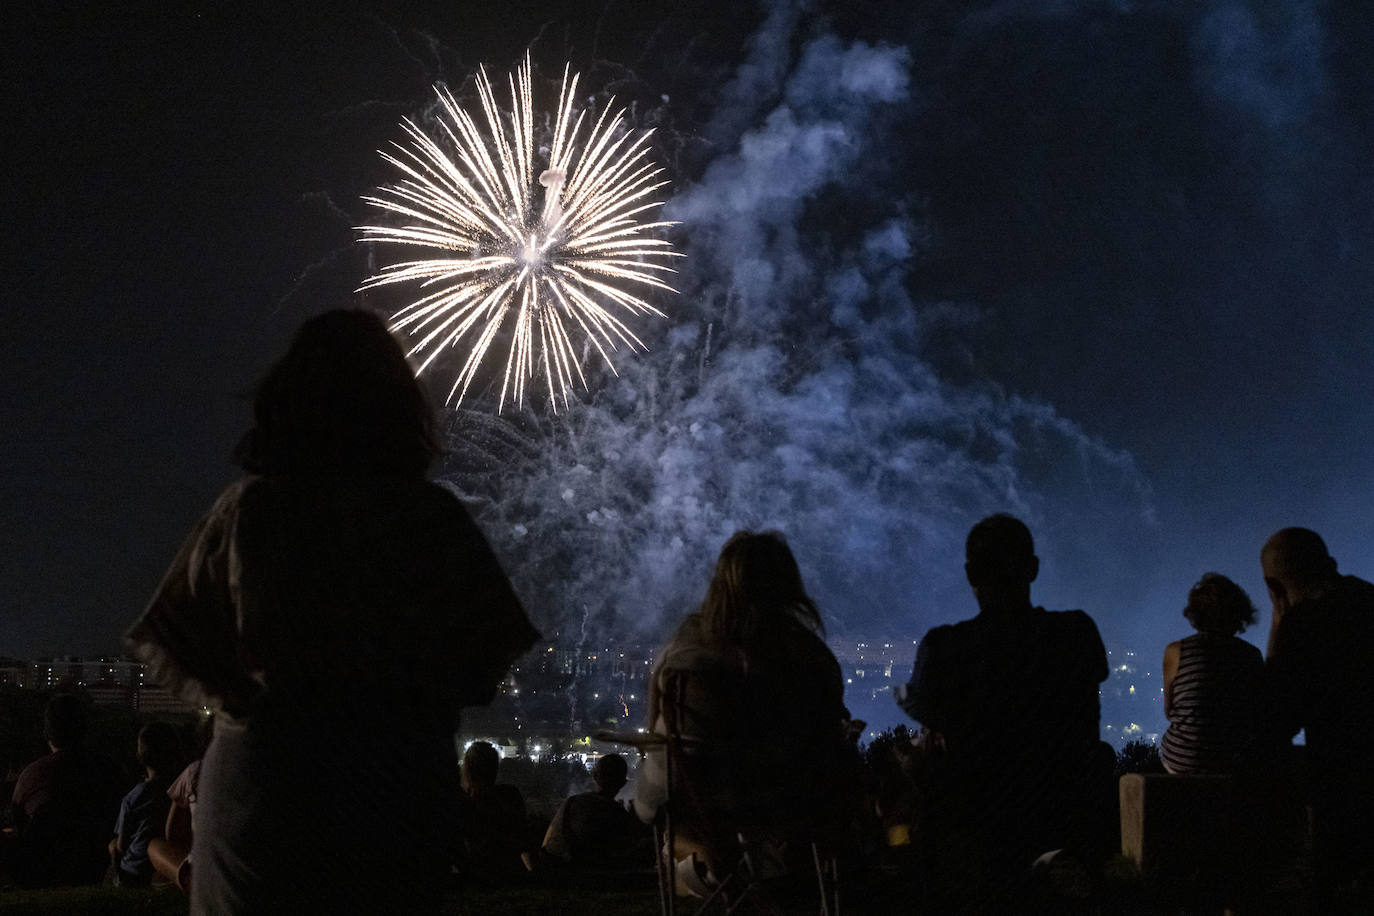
[443,2,1152,661]
[1190,0,1323,131]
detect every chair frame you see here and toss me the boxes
[604,668,840,916]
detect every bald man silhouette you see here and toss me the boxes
[1262,527,1374,911]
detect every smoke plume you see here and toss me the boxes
[442,3,1152,656]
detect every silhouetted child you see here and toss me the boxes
[455,741,532,881]
[6,693,125,887]
[871,729,921,857]
[149,713,213,892]
[109,722,185,886]
[542,753,643,866]
[1159,573,1263,774]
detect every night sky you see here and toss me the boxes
[5,1,1373,733]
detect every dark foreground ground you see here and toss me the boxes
[0,884,668,916]
[0,859,1230,915]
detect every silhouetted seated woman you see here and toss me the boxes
[109,722,185,886]
[125,309,538,914]
[633,530,855,891]
[1160,573,1264,774]
[5,693,125,887]
[454,741,533,883]
[148,713,214,893]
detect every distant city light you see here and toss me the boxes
[7,636,1167,749]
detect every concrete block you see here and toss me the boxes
[1119,772,1234,885]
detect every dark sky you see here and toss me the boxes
[4,0,755,654]
[4,0,1372,703]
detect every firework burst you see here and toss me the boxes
[358,56,681,412]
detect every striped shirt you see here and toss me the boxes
[1160,632,1263,774]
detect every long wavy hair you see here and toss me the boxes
[233,309,440,478]
[698,530,823,649]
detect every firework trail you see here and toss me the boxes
[358,56,681,411]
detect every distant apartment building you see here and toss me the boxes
[10,655,197,716]
[28,656,89,691]
[522,642,655,678]
[135,683,199,716]
[0,657,29,688]
[88,657,146,688]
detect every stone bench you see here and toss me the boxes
[1118,772,1234,885]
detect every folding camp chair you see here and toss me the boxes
[603,664,842,916]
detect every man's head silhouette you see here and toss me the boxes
[965,514,1039,614]
[1262,527,1338,609]
[592,753,628,798]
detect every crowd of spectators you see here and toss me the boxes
[3,309,1369,914]
[2,518,1370,913]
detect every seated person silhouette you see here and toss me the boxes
[6,693,125,887]
[148,756,199,891]
[109,721,185,886]
[455,741,531,881]
[542,753,642,866]
[148,713,213,893]
[634,530,856,892]
[1262,527,1374,913]
[896,514,1112,911]
[1159,573,1264,774]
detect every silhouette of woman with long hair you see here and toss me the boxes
[635,530,852,886]
[127,309,538,914]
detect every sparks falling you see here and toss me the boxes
[358,56,681,411]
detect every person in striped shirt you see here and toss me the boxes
[1159,573,1264,774]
